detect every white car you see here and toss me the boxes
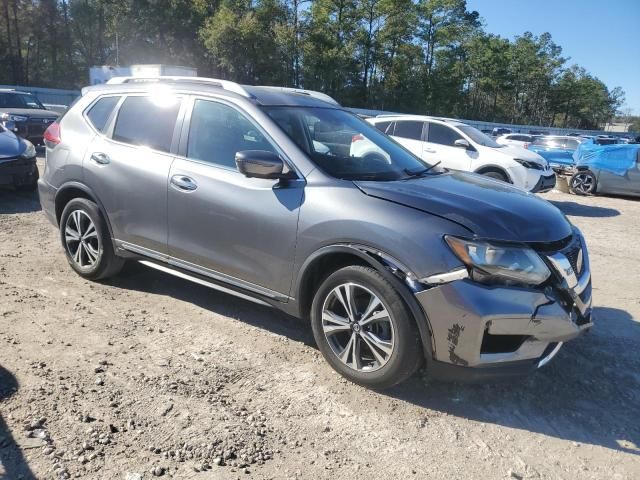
[496,133,537,149]
[364,115,555,193]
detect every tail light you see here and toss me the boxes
[43,122,61,147]
[352,134,365,143]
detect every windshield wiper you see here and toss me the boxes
[404,161,442,178]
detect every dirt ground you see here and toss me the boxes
[1,160,639,480]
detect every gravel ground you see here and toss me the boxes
[1,162,639,479]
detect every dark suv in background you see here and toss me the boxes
[38,77,593,389]
[0,89,59,145]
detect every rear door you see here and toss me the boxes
[389,120,426,158]
[83,93,184,254]
[167,97,304,296]
[423,122,474,171]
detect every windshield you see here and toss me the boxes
[263,106,442,181]
[0,92,45,110]
[458,125,502,148]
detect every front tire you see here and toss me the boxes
[570,170,597,195]
[59,198,124,280]
[480,169,509,183]
[310,266,422,389]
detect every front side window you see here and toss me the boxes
[112,96,181,153]
[187,100,277,169]
[428,123,463,147]
[394,121,424,141]
[86,96,120,133]
[263,106,441,181]
[373,121,392,134]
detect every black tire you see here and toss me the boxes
[310,265,422,389]
[570,170,597,195]
[59,198,124,280]
[480,169,509,183]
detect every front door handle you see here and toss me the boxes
[424,148,436,153]
[90,152,110,165]
[170,175,198,191]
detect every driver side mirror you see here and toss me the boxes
[235,150,291,180]
[454,139,471,149]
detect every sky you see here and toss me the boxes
[466,0,640,115]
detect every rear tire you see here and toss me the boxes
[570,170,597,195]
[59,198,124,280]
[310,265,422,389]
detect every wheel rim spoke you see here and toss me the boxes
[65,210,100,268]
[322,282,395,372]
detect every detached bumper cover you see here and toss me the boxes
[416,234,592,379]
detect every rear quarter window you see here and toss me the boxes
[86,96,120,133]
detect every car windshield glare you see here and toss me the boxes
[458,125,502,148]
[262,106,441,181]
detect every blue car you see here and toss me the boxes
[527,136,583,168]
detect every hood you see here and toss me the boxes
[498,144,547,164]
[0,128,25,159]
[355,170,572,243]
[0,108,58,118]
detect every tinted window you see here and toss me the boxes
[0,92,44,109]
[394,121,424,140]
[428,123,463,146]
[373,121,392,134]
[187,100,276,169]
[113,96,181,152]
[86,96,120,132]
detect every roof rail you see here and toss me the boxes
[105,76,253,99]
[258,86,339,106]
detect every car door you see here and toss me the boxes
[83,94,184,254]
[389,120,426,158]
[167,97,304,297]
[423,122,474,171]
[597,149,640,195]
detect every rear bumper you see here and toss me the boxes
[0,157,38,186]
[415,247,592,381]
[38,178,58,226]
[530,173,556,193]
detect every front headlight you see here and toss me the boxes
[514,158,543,170]
[445,236,551,286]
[9,114,28,122]
[19,140,36,159]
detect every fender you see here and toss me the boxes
[295,243,436,360]
[473,164,513,183]
[55,181,117,248]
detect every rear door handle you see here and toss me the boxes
[90,152,110,165]
[170,175,198,191]
[424,148,436,153]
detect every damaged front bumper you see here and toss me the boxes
[415,235,592,381]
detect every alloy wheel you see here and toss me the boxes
[64,210,101,268]
[571,172,595,194]
[321,282,395,372]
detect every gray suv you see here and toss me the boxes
[38,77,593,389]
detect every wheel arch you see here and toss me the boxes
[55,182,116,243]
[294,244,435,360]
[473,164,513,183]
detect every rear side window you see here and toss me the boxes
[113,96,181,152]
[373,121,392,134]
[86,96,120,133]
[393,121,424,140]
[428,123,463,146]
